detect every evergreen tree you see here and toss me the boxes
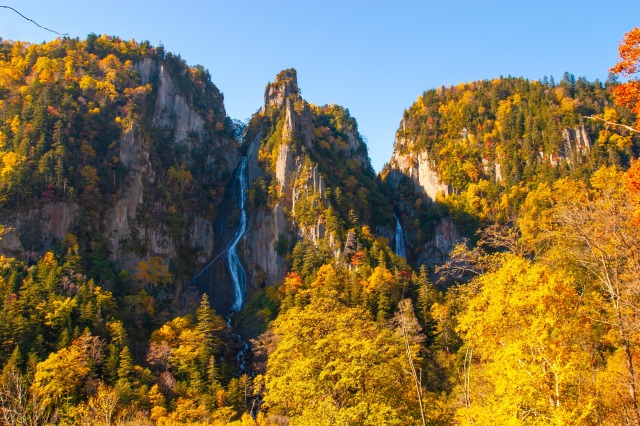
[195,293,221,359]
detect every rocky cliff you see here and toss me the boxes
[383,76,617,271]
[102,58,237,269]
[0,42,238,284]
[388,129,450,203]
[242,69,391,288]
[243,69,324,286]
[385,122,595,270]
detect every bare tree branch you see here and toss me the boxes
[477,223,529,256]
[586,116,640,134]
[0,5,68,36]
[435,242,500,282]
[0,368,57,425]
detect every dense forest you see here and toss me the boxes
[0,27,640,425]
[383,70,639,252]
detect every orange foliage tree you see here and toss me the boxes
[611,28,640,129]
[626,160,640,224]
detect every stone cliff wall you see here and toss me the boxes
[0,202,78,259]
[244,69,336,287]
[389,138,450,203]
[0,57,238,276]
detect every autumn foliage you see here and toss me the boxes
[611,27,640,128]
[626,160,640,224]
[2,27,640,426]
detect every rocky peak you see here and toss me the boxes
[263,68,314,148]
[264,68,300,109]
[389,142,450,203]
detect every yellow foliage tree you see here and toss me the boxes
[551,167,640,425]
[134,256,172,290]
[33,333,100,406]
[455,254,599,424]
[262,297,418,425]
[75,382,120,426]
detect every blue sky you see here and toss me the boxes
[2,1,639,172]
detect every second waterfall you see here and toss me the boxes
[226,156,248,311]
[394,213,406,259]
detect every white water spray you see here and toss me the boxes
[190,157,250,375]
[394,213,406,259]
[227,316,249,372]
[226,157,248,311]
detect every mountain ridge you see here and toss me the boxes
[1,34,640,425]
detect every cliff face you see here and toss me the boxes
[415,218,461,269]
[244,70,323,286]
[389,123,592,195]
[242,69,390,287]
[0,51,238,278]
[389,139,450,203]
[102,58,237,268]
[384,77,606,270]
[385,118,460,269]
[243,126,288,287]
[264,70,299,109]
[0,202,78,261]
[385,123,594,270]
[553,125,592,167]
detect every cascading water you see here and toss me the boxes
[228,316,249,372]
[190,156,249,311]
[226,157,248,312]
[190,156,250,375]
[225,157,250,375]
[394,213,406,259]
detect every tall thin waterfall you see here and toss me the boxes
[394,213,406,259]
[226,157,248,311]
[189,156,250,375]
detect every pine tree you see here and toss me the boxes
[226,377,245,414]
[104,344,119,383]
[238,374,253,408]
[302,244,318,277]
[52,120,65,187]
[2,347,22,377]
[377,291,391,323]
[207,355,221,392]
[196,294,216,357]
[415,265,440,342]
[117,347,133,381]
[377,249,387,269]
[348,209,359,229]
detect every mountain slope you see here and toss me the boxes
[0,35,239,287]
[2,32,640,426]
[241,69,393,289]
[383,74,639,267]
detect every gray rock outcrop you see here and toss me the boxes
[1,57,238,277]
[244,69,337,287]
[389,138,450,203]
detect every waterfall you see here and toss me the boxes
[394,213,406,259]
[226,156,248,311]
[190,156,249,312]
[222,157,250,375]
[227,316,249,372]
[190,156,250,375]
